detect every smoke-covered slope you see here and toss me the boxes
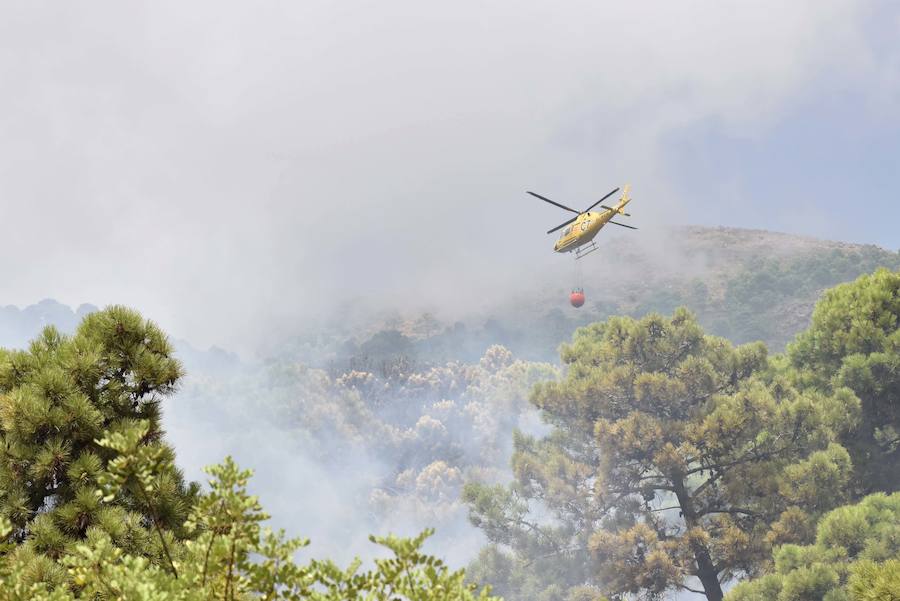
[2,225,896,570]
[5,226,895,362]
[295,226,899,370]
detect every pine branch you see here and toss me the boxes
[137,484,178,579]
[679,583,706,595]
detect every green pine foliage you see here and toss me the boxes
[847,559,900,601]
[464,308,858,601]
[0,307,196,571]
[726,492,900,601]
[788,268,900,494]
[0,308,499,600]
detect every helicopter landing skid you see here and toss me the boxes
[574,242,599,260]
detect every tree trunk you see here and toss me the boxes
[673,476,724,601]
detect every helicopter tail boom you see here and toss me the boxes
[617,184,631,211]
[600,184,632,216]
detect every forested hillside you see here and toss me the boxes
[284,227,900,370]
[0,229,897,599]
[5,227,896,369]
[463,268,899,601]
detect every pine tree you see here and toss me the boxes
[0,307,500,600]
[465,309,858,601]
[0,306,197,573]
[788,267,900,494]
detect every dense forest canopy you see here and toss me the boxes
[0,307,500,600]
[463,268,900,601]
[465,311,855,600]
[0,239,897,600]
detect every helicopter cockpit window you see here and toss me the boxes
[563,226,572,235]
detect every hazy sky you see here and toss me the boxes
[2,1,898,350]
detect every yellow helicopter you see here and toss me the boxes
[527,185,634,259]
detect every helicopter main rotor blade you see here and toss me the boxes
[546,215,579,234]
[527,191,580,214]
[582,188,620,213]
[608,220,637,230]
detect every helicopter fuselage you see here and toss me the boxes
[553,211,607,252]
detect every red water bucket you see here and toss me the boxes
[570,288,585,308]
